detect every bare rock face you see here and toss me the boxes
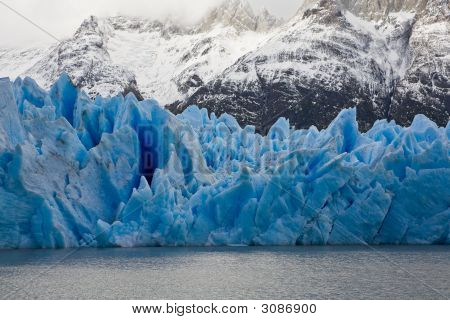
[175,0,395,131]
[174,0,450,131]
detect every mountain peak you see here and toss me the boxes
[219,0,254,12]
[73,15,116,40]
[197,0,281,32]
[198,0,255,31]
[75,15,101,36]
[256,7,284,32]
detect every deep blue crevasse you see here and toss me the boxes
[0,74,449,248]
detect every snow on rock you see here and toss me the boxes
[176,0,449,131]
[197,0,283,33]
[19,16,141,100]
[0,75,449,248]
[1,0,447,132]
[1,0,279,106]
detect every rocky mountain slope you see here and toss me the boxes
[0,0,448,130]
[2,0,280,105]
[175,0,449,131]
[24,16,141,99]
[388,0,450,126]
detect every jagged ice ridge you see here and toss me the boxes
[0,75,449,248]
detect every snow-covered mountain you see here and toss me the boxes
[0,0,448,130]
[24,16,141,99]
[175,0,450,130]
[178,0,402,130]
[388,0,450,126]
[197,0,284,32]
[1,0,279,105]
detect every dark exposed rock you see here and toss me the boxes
[5,0,449,130]
[171,0,450,131]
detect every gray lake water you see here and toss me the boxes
[0,246,449,300]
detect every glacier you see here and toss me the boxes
[0,74,449,249]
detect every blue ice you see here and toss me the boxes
[0,74,449,248]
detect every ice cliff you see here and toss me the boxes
[0,75,449,248]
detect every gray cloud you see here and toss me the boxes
[0,0,304,47]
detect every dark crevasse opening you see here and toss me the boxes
[134,105,181,187]
[137,123,163,186]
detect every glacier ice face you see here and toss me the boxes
[0,74,449,248]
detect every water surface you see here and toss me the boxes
[0,246,449,299]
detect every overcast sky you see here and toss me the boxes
[0,0,304,47]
